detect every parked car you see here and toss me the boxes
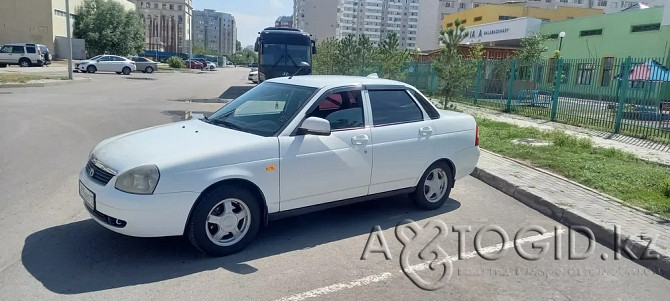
[0,43,47,67]
[37,44,51,66]
[184,59,204,69]
[76,55,136,75]
[248,62,258,68]
[204,61,217,71]
[129,56,158,73]
[78,75,480,256]
[248,69,258,83]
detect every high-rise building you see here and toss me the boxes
[131,0,192,53]
[293,0,339,42]
[192,9,237,56]
[294,0,439,49]
[275,16,294,28]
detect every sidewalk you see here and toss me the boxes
[473,150,670,277]
[448,101,670,165]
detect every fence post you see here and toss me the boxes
[614,56,632,134]
[474,60,482,106]
[506,60,516,112]
[550,58,563,121]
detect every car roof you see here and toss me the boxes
[267,75,411,89]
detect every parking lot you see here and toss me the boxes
[0,68,668,300]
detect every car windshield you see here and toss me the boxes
[262,44,311,67]
[205,82,317,136]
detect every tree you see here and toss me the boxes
[312,38,339,75]
[192,45,218,56]
[514,34,548,63]
[376,32,411,80]
[433,19,478,108]
[74,0,145,57]
[236,40,242,52]
[229,48,257,65]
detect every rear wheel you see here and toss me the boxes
[410,162,454,210]
[122,67,131,75]
[145,66,154,74]
[86,65,97,73]
[19,58,31,67]
[187,185,261,256]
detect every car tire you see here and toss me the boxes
[86,65,97,74]
[145,66,154,74]
[19,58,31,68]
[410,162,454,210]
[187,185,261,256]
[122,67,131,75]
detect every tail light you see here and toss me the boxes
[475,124,480,146]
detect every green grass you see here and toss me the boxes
[477,118,670,218]
[0,74,47,83]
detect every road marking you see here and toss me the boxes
[275,228,565,301]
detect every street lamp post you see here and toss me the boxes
[558,31,566,52]
[65,0,73,80]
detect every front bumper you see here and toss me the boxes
[79,168,200,237]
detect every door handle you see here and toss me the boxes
[419,126,433,136]
[351,134,369,146]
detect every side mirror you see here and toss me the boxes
[299,61,310,68]
[298,117,330,136]
[311,40,317,54]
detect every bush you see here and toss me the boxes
[662,178,670,198]
[166,56,185,68]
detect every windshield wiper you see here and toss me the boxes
[207,118,247,133]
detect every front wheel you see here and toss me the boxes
[187,185,261,256]
[410,162,454,210]
[86,65,96,73]
[122,67,131,75]
[145,66,154,74]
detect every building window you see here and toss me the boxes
[474,16,482,22]
[576,63,595,85]
[597,0,607,6]
[499,16,516,21]
[459,3,466,9]
[600,57,615,87]
[445,1,454,7]
[548,33,559,39]
[631,23,661,32]
[560,0,568,2]
[178,5,182,10]
[579,29,602,37]
[473,3,480,8]
[446,22,453,27]
[461,19,466,24]
[169,4,174,10]
[573,0,583,4]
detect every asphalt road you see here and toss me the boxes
[0,68,668,300]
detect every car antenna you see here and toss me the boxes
[289,62,310,79]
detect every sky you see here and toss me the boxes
[193,0,294,48]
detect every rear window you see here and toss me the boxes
[368,90,424,126]
[26,46,36,54]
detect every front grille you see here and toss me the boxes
[86,160,115,185]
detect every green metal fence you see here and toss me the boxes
[397,57,670,145]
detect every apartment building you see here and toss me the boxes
[438,0,667,20]
[0,0,135,58]
[294,0,441,49]
[192,9,237,56]
[293,0,339,42]
[131,0,192,53]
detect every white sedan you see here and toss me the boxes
[76,55,136,75]
[79,75,480,256]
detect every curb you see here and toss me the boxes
[0,78,91,88]
[470,162,670,280]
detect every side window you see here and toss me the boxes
[26,46,36,54]
[12,46,24,54]
[101,56,113,61]
[409,90,440,119]
[307,90,364,131]
[0,46,12,53]
[368,90,424,126]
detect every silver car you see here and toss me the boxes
[129,56,158,73]
[76,55,137,75]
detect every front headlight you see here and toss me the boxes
[114,165,160,195]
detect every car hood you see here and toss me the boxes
[90,119,277,173]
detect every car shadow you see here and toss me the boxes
[219,85,254,100]
[22,194,460,294]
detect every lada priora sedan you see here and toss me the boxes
[79,75,480,256]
